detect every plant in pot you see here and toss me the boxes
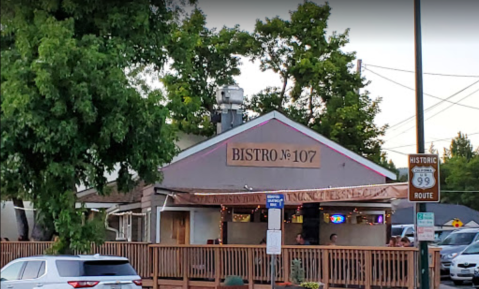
[276,259,305,289]
[218,275,248,289]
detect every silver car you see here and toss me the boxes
[1,254,142,288]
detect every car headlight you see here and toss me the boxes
[475,267,479,274]
[451,260,456,267]
[447,253,459,260]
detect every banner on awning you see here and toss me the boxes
[173,183,408,205]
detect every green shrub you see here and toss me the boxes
[290,259,305,285]
[224,275,244,286]
[300,282,321,289]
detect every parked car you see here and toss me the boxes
[392,224,415,242]
[439,228,479,275]
[450,241,479,285]
[433,229,455,245]
[1,254,142,288]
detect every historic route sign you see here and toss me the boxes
[227,143,320,168]
[408,154,440,202]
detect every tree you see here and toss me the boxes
[440,132,479,210]
[1,0,184,252]
[246,1,387,163]
[163,8,254,136]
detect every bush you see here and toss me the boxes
[290,259,305,285]
[224,275,244,286]
[300,282,321,289]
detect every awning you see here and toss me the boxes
[172,182,408,206]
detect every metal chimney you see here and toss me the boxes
[215,85,244,134]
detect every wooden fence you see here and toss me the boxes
[1,242,441,289]
[149,245,442,289]
[0,241,150,279]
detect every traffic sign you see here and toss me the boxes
[266,194,285,209]
[452,219,463,228]
[408,154,440,202]
[268,208,282,230]
[417,212,435,241]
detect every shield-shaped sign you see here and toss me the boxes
[411,166,436,189]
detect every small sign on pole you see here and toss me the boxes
[266,194,285,209]
[408,154,440,202]
[266,230,282,255]
[268,208,282,230]
[417,212,435,241]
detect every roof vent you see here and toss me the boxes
[215,85,244,134]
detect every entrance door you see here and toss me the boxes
[174,211,190,244]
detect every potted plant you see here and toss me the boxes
[218,275,249,289]
[276,259,305,289]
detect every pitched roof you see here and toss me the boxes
[392,203,479,226]
[76,182,144,204]
[167,110,397,180]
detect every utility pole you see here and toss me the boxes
[414,0,430,289]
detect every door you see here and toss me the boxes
[174,211,190,245]
[0,261,26,288]
[17,261,46,289]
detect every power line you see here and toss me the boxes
[441,191,479,193]
[383,132,479,150]
[364,63,479,78]
[384,79,479,131]
[386,87,479,141]
[364,68,479,110]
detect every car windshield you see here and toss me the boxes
[392,227,404,236]
[462,242,479,255]
[440,232,477,246]
[56,260,137,277]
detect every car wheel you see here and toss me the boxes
[453,280,464,286]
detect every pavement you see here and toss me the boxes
[441,279,476,289]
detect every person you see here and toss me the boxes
[259,238,266,245]
[401,237,412,247]
[329,234,338,245]
[387,237,397,247]
[295,233,310,245]
[1,237,9,241]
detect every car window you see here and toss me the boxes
[441,232,477,245]
[391,227,403,236]
[405,227,414,237]
[21,261,45,280]
[462,242,479,255]
[56,260,137,277]
[0,261,25,281]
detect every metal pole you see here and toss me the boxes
[414,0,430,289]
[271,255,276,289]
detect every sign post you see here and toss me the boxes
[266,194,284,289]
[417,212,435,241]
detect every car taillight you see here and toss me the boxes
[133,279,142,286]
[68,281,99,288]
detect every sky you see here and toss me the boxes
[192,0,479,168]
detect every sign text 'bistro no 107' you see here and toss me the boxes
[227,143,321,168]
[408,154,440,202]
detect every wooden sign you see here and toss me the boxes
[408,154,440,202]
[227,143,320,168]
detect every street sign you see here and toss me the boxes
[408,154,440,202]
[452,219,463,228]
[417,212,435,241]
[266,194,285,209]
[268,208,282,230]
[266,230,282,255]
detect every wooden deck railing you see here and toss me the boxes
[149,245,442,289]
[0,241,150,279]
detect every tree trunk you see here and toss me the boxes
[31,211,55,241]
[12,197,30,241]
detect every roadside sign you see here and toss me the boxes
[266,230,282,255]
[408,154,440,202]
[452,219,463,228]
[268,208,282,230]
[417,212,435,241]
[266,194,284,209]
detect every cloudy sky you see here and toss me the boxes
[194,0,479,168]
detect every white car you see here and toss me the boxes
[1,254,142,288]
[450,241,479,285]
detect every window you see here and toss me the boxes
[391,227,404,236]
[21,261,45,280]
[462,242,479,255]
[441,232,477,245]
[0,261,25,281]
[405,227,415,237]
[56,260,137,277]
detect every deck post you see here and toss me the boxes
[215,247,221,288]
[364,250,372,289]
[407,251,415,289]
[152,246,159,289]
[322,249,329,289]
[283,248,289,283]
[183,247,188,289]
[248,248,254,289]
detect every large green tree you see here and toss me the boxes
[1,0,185,252]
[163,8,254,136]
[440,133,479,210]
[247,1,387,163]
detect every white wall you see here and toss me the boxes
[191,210,221,244]
[1,201,35,240]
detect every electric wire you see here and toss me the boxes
[364,63,479,78]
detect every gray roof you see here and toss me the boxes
[392,203,479,226]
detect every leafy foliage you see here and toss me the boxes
[1,0,182,252]
[440,132,479,210]
[163,8,254,136]
[246,1,387,163]
[290,259,305,285]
